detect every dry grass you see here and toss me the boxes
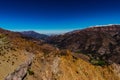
[0,50,28,80]
[25,51,120,80]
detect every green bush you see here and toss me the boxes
[28,69,34,75]
[90,59,106,66]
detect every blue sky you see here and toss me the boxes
[0,0,120,34]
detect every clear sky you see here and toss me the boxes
[0,0,120,34]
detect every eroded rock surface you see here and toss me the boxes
[5,54,34,80]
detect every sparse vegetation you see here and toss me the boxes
[12,61,14,65]
[0,34,14,55]
[90,59,106,66]
[75,50,82,54]
[0,27,120,80]
[28,69,34,75]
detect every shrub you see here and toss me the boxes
[28,69,34,75]
[90,59,106,66]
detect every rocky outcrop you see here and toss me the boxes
[5,54,34,80]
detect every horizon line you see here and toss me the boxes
[1,23,120,34]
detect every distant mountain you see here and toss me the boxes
[20,31,49,40]
[47,24,120,64]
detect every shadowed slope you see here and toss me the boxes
[47,25,120,64]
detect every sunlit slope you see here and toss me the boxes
[26,51,120,80]
[0,34,28,79]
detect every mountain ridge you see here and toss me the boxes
[47,25,120,64]
[20,31,49,40]
[0,25,120,80]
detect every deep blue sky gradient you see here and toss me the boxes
[0,0,120,34]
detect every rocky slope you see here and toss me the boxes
[47,25,120,64]
[25,50,120,80]
[0,28,57,80]
[0,26,120,80]
[0,34,29,79]
[5,53,34,80]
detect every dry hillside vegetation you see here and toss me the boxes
[0,34,29,79]
[0,27,120,80]
[25,50,120,80]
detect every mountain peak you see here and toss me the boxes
[20,31,48,40]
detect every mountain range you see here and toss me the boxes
[20,31,49,40]
[0,25,120,80]
[47,25,120,64]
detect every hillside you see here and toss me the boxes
[0,33,28,79]
[0,27,120,80]
[47,25,120,64]
[0,28,56,80]
[25,50,120,80]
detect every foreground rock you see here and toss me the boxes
[5,54,34,80]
